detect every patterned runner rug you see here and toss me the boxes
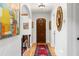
[34,44,51,56]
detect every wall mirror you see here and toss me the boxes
[56,6,63,32]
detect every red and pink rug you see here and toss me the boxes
[34,44,51,56]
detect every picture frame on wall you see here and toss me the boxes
[0,3,20,39]
[49,21,51,30]
[32,21,34,28]
[23,23,29,29]
[56,6,63,32]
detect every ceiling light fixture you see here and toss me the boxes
[38,3,45,8]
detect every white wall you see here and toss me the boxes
[75,4,79,56]
[67,3,79,56]
[52,3,79,56]
[20,4,32,47]
[67,3,75,56]
[51,8,55,47]
[32,12,51,43]
[51,3,67,56]
[20,16,32,35]
[20,16,32,46]
[50,3,79,56]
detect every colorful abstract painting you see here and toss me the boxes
[0,3,20,39]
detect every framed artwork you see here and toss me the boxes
[32,21,34,28]
[49,21,51,30]
[23,23,29,29]
[0,3,20,39]
[56,6,63,32]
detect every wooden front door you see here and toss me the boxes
[37,18,46,43]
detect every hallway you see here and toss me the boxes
[21,3,66,56]
[23,43,56,56]
[0,3,79,56]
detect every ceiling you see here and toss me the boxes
[23,3,57,13]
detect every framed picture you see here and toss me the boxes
[56,6,63,32]
[23,23,29,29]
[0,3,20,39]
[49,21,51,30]
[32,21,34,28]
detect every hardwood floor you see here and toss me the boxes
[47,43,56,56]
[23,43,36,56]
[23,43,56,56]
